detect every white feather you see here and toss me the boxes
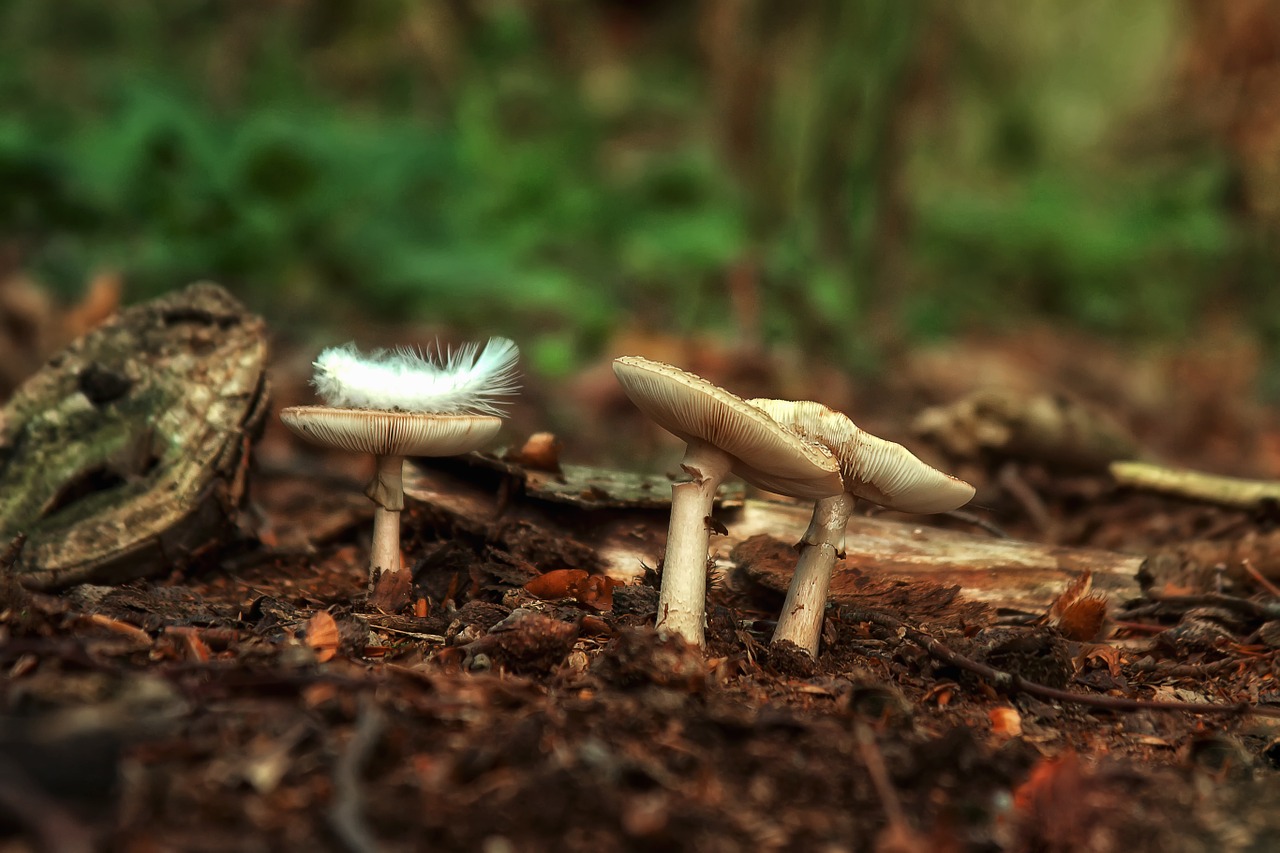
[312,337,520,414]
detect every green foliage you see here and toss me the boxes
[0,0,1274,385]
[912,164,1232,336]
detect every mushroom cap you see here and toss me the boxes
[280,406,503,457]
[612,357,842,500]
[748,399,975,514]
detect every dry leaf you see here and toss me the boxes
[306,611,340,663]
[989,706,1023,737]
[922,683,956,707]
[88,613,153,647]
[873,824,933,853]
[1013,752,1090,842]
[580,614,614,637]
[524,569,590,600]
[183,632,212,662]
[1079,644,1123,677]
[506,431,562,472]
[1049,570,1093,619]
[1047,570,1109,641]
[370,566,412,613]
[64,271,122,339]
[576,574,620,611]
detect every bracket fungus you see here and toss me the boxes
[613,357,842,647]
[748,399,975,657]
[281,338,518,589]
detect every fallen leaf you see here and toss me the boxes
[63,271,122,339]
[505,431,562,472]
[874,823,933,853]
[370,567,412,613]
[921,683,956,707]
[306,611,340,663]
[1079,644,1123,677]
[88,613,153,647]
[525,569,589,600]
[990,706,1023,737]
[1051,570,1093,618]
[183,632,212,662]
[580,614,614,636]
[1047,570,1109,641]
[1013,752,1092,846]
[575,574,620,611]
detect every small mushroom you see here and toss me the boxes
[613,357,842,647]
[281,338,518,588]
[748,399,975,657]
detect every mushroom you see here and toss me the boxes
[612,357,843,647]
[748,399,975,657]
[281,338,518,587]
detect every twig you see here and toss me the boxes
[328,697,385,853]
[856,723,907,828]
[1141,591,1280,622]
[87,613,153,646]
[163,626,242,648]
[997,462,1055,538]
[845,607,1280,718]
[856,723,929,852]
[1111,460,1280,509]
[1128,657,1243,677]
[941,509,1009,539]
[1242,558,1280,599]
[352,613,447,643]
[353,613,446,642]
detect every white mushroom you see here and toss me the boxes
[281,338,518,588]
[748,399,975,657]
[613,357,842,647]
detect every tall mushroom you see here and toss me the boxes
[613,357,842,647]
[281,338,518,589]
[748,399,975,657]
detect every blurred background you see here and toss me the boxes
[3,0,1280,470]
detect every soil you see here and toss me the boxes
[4,328,1280,852]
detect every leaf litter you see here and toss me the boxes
[4,326,1280,850]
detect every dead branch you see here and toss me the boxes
[1138,591,1280,622]
[1111,460,1280,509]
[734,502,1143,615]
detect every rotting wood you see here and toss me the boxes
[728,500,1143,615]
[445,450,745,511]
[0,282,269,589]
[403,459,668,580]
[404,459,1144,614]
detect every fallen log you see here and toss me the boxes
[404,458,1144,615]
[721,500,1144,615]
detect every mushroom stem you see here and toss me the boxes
[659,441,733,647]
[772,491,854,656]
[365,454,406,582]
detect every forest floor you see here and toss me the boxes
[4,317,1280,852]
